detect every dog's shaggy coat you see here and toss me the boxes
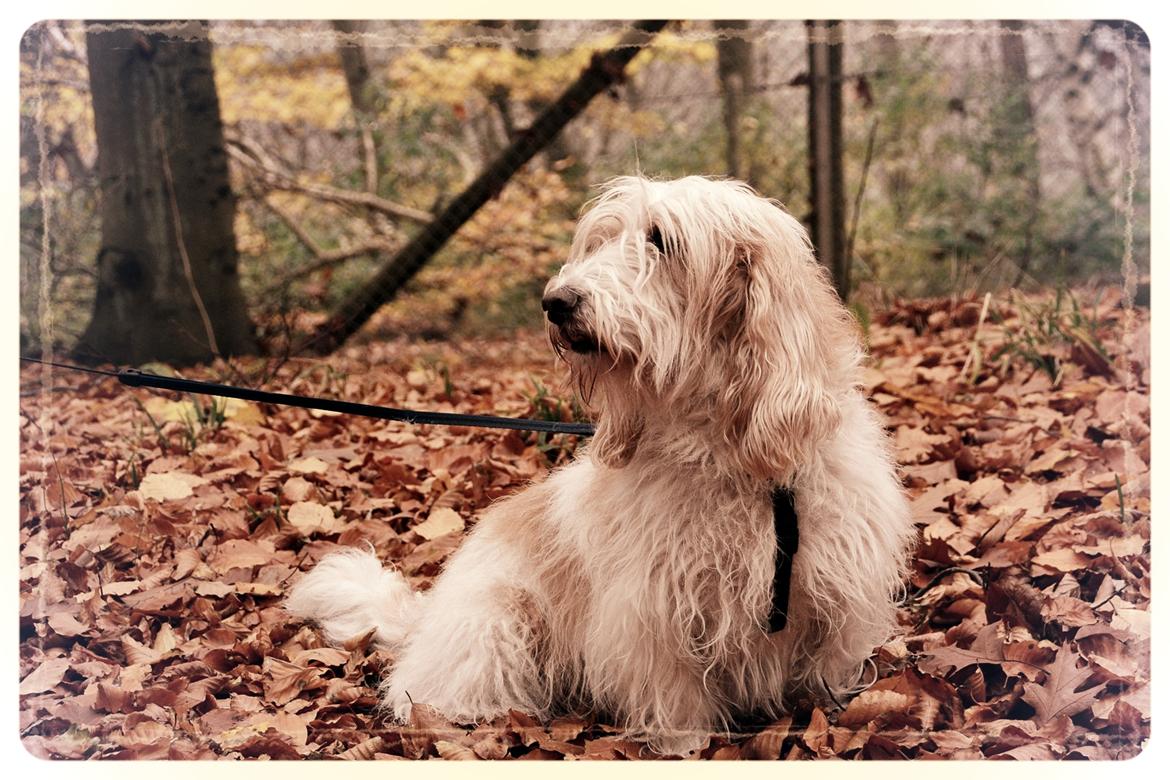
[287,176,915,754]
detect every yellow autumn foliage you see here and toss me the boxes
[213,45,350,129]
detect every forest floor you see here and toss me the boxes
[19,287,1150,760]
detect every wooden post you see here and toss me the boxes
[716,20,754,182]
[806,20,848,300]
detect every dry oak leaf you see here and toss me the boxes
[919,622,1020,677]
[402,533,462,575]
[339,736,385,760]
[910,478,968,522]
[208,538,277,574]
[47,611,90,637]
[171,548,209,581]
[122,634,172,665]
[280,476,317,503]
[837,688,915,728]
[290,647,350,667]
[1110,608,1150,639]
[402,702,460,759]
[1030,548,1097,574]
[115,718,173,749]
[548,716,587,742]
[193,582,234,598]
[140,397,197,423]
[894,426,954,464]
[1095,389,1148,426]
[216,712,309,751]
[1040,595,1099,628]
[435,740,481,760]
[962,475,1010,509]
[801,706,830,752]
[221,397,265,425]
[288,456,329,475]
[1077,633,1146,681]
[740,717,791,760]
[1021,643,1107,724]
[412,507,465,540]
[261,657,327,706]
[1073,535,1146,558]
[19,657,71,695]
[470,733,512,759]
[287,501,344,535]
[234,581,283,597]
[137,471,207,502]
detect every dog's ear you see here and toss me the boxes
[590,387,645,469]
[721,209,856,480]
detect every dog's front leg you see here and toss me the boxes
[583,597,722,755]
[381,518,549,724]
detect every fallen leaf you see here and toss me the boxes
[434,740,480,760]
[138,472,207,502]
[838,689,915,728]
[412,507,465,540]
[20,657,70,695]
[286,501,343,535]
[288,457,328,475]
[1021,644,1107,724]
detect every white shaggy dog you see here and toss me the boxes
[287,176,915,754]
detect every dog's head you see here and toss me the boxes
[544,176,859,476]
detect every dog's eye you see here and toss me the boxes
[647,225,666,254]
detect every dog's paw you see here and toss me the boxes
[647,730,709,757]
[379,684,415,722]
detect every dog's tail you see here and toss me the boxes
[285,546,423,650]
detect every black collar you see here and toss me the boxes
[768,486,800,632]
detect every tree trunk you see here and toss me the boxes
[331,20,376,115]
[716,20,754,181]
[476,20,518,150]
[303,20,668,355]
[515,20,574,172]
[806,20,848,299]
[998,20,1042,284]
[332,21,387,202]
[76,20,256,365]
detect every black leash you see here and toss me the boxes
[20,356,595,436]
[20,355,798,630]
[767,487,799,632]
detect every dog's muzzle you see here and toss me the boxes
[542,287,599,354]
[541,288,581,327]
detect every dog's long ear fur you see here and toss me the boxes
[722,206,858,481]
[590,372,645,469]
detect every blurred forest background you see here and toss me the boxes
[19,19,1150,365]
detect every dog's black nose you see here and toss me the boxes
[541,288,581,326]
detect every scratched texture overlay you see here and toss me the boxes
[19,20,1150,760]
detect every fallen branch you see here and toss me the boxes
[303,20,670,355]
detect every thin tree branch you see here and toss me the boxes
[258,197,397,296]
[844,117,879,278]
[260,244,395,297]
[226,138,433,226]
